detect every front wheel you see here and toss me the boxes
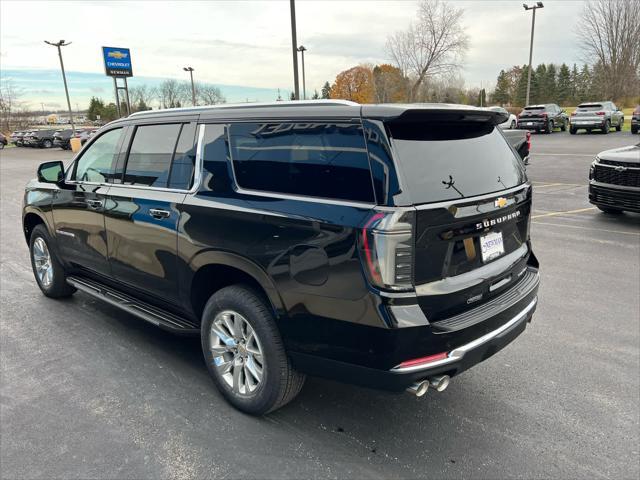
[29,224,76,298]
[42,139,53,148]
[201,285,305,415]
[510,120,516,129]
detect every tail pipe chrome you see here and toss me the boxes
[406,375,450,397]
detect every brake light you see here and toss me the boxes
[571,111,577,116]
[526,131,531,151]
[359,210,415,291]
[596,111,605,116]
[397,352,448,368]
[541,113,548,118]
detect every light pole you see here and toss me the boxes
[183,66,197,106]
[297,45,307,100]
[44,40,75,133]
[523,2,544,106]
[290,0,300,100]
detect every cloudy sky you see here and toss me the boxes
[0,0,587,110]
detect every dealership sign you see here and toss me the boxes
[102,47,133,77]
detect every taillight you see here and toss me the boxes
[397,352,448,368]
[596,111,605,116]
[541,113,548,118]
[571,111,577,116]
[359,210,415,291]
[526,131,531,151]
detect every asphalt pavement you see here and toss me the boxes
[1,130,639,479]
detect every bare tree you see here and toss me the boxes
[577,0,640,101]
[196,83,226,105]
[158,79,186,108]
[129,84,158,111]
[386,0,468,101]
[0,80,24,131]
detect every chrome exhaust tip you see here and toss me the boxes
[406,380,429,397]
[428,375,450,392]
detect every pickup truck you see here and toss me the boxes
[503,129,531,165]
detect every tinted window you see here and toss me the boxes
[124,124,182,187]
[74,128,123,183]
[229,122,374,202]
[524,106,544,111]
[578,104,603,111]
[388,122,526,204]
[168,123,197,190]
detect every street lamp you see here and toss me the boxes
[297,45,307,100]
[183,66,196,106]
[523,2,544,106]
[289,0,300,100]
[44,40,75,133]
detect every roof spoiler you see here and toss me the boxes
[365,105,509,126]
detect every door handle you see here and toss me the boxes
[149,208,171,219]
[87,199,103,209]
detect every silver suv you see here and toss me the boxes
[570,101,624,135]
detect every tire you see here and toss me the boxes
[615,120,622,132]
[597,206,623,214]
[42,139,53,148]
[570,127,577,135]
[29,224,76,298]
[201,285,305,415]
[586,129,592,134]
[510,120,516,129]
[602,120,610,134]
[561,121,567,132]
[632,125,638,134]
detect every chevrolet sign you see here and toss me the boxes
[102,46,133,77]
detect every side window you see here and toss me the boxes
[228,122,374,203]
[168,123,197,190]
[123,124,182,187]
[73,128,123,183]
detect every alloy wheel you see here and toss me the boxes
[209,310,265,395]
[32,237,53,288]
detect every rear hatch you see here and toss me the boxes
[387,116,532,322]
[518,106,547,122]
[573,103,603,121]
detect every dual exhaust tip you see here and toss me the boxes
[406,375,450,397]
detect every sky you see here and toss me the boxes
[0,0,587,110]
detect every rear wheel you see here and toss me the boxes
[42,139,53,148]
[546,120,553,133]
[561,121,567,132]
[570,127,577,135]
[510,120,516,129]
[201,285,305,415]
[615,120,622,132]
[29,224,76,298]
[632,125,638,134]
[602,120,610,134]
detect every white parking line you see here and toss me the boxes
[533,153,595,157]
[532,220,640,236]
[531,207,596,219]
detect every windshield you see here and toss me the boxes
[388,122,526,204]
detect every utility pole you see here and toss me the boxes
[290,0,300,100]
[297,45,307,100]
[45,40,75,133]
[183,66,197,106]
[523,2,544,106]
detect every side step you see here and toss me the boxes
[67,276,200,335]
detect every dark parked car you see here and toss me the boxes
[517,104,567,133]
[570,101,624,134]
[22,101,539,414]
[52,129,74,150]
[631,105,639,134]
[0,133,7,149]
[589,144,640,213]
[23,129,57,148]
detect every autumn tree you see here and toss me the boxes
[372,64,408,103]
[330,65,374,103]
[577,0,640,101]
[386,0,468,101]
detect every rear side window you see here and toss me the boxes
[124,124,181,187]
[388,122,525,204]
[168,123,198,190]
[228,122,374,202]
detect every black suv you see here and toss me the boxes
[23,129,57,148]
[589,144,640,213]
[517,103,567,133]
[22,101,539,414]
[631,105,639,134]
[53,129,74,149]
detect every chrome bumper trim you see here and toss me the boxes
[391,297,537,373]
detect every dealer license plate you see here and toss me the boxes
[526,122,533,126]
[480,231,505,263]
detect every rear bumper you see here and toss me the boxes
[571,119,607,129]
[517,120,546,130]
[290,269,540,392]
[589,183,640,213]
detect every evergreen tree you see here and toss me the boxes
[493,70,511,105]
[515,65,531,107]
[557,63,572,106]
[544,64,557,103]
[570,64,580,104]
[578,64,592,103]
[87,97,105,121]
[290,92,296,101]
[312,89,320,100]
[321,81,332,99]
[532,64,547,103]
[476,88,487,107]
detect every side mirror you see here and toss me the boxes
[37,161,65,184]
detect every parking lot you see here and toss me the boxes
[1,131,639,479]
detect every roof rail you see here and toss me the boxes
[128,99,360,117]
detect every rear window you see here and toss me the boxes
[388,122,525,204]
[524,106,544,111]
[578,104,603,110]
[228,122,374,203]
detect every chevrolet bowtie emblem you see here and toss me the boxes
[494,197,508,208]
